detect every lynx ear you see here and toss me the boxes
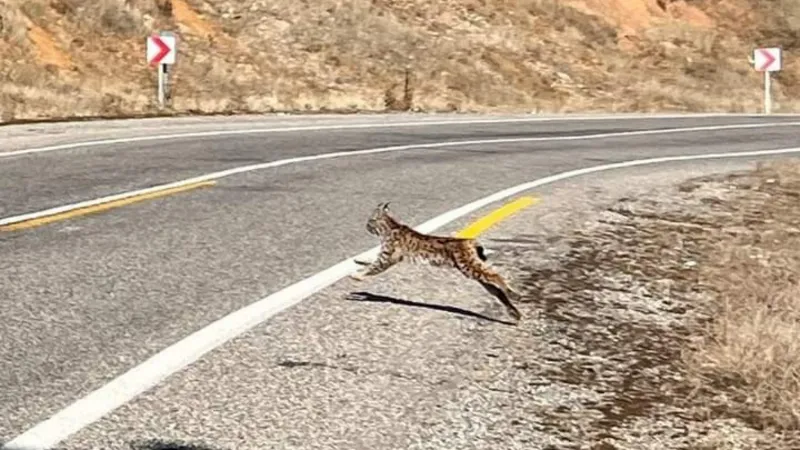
[372,202,389,215]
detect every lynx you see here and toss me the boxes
[350,202,523,321]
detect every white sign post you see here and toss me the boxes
[753,47,782,114]
[146,32,177,107]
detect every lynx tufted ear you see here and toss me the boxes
[382,202,391,211]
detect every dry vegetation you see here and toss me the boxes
[682,161,800,432]
[0,0,799,122]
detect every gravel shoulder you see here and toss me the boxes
[485,159,800,449]
[44,157,799,450]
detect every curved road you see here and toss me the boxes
[2,113,800,449]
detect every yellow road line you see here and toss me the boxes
[0,181,217,232]
[455,196,539,239]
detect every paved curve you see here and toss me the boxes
[2,113,800,449]
[4,113,800,216]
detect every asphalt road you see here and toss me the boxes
[2,113,800,449]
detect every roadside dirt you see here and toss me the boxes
[482,159,800,449]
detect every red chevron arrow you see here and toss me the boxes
[149,35,171,67]
[757,48,777,71]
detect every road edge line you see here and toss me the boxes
[455,196,539,239]
[0,181,217,232]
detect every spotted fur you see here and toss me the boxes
[350,202,522,321]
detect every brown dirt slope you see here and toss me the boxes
[0,0,798,122]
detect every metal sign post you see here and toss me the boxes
[764,69,772,114]
[157,63,166,106]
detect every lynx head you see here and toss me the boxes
[365,202,395,236]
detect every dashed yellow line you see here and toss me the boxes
[455,196,539,239]
[0,181,217,232]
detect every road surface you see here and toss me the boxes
[2,113,800,449]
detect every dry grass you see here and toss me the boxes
[0,2,28,47]
[50,0,153,35]
[683,160,800,431]
[1,0,799,122]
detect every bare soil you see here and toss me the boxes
[506,159,800,448]
[1,0,800,122]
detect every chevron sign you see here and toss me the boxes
[146,33,176,67]
[754,47,781,72]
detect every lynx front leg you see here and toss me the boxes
[350,249,398,281]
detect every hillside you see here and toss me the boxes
[0,0,798,123]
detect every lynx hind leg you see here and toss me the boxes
[477,280,522,322]
[457,258,522,321]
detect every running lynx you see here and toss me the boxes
[350,202,523,321]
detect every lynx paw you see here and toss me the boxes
[349,272,366,282]
[508,305,522,322]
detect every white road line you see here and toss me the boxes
[5,143,800,450]
[3,116,548,159]
[3,120,800,227]
[2,113,798,159]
